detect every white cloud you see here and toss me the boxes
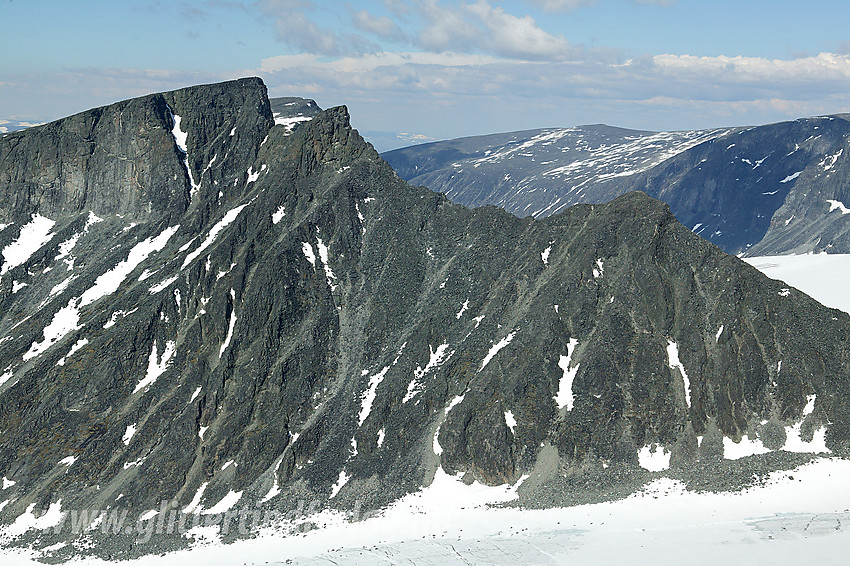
[353,9,407,40]
[524,0,596,11]
[414,0,483,53]
[252,48,850,141]
[466,1,578,60]
[258,0,380,56]
[260,51,504,73]
[522,0,672,10]
[652,52,850,85]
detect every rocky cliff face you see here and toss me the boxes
[0,79,849,558]
[383,116,850,256]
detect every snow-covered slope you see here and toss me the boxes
[4,458,849,565]
[383,124,726,217]
[746,254,850,314]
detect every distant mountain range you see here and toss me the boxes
[383,116,850,256]
[0,119,46,134]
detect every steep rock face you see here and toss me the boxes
[383,116,850,256]
[0,78,271,226]
[0,80,849,556]
[608,115,850,255]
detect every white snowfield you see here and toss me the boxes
[5,458,850,565]
[745,253,850,315]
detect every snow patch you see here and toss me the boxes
[434,393,466,455]
[784,395,829,454]
[456,299,470,319]
[820,148,843,170]
[122,424,136,445]
[182,204,249,269]
[139,510,158,521]
[638,445,670,472]
[272,206,286,224]
[260,460,284,504]
[504,410,517,434]
[315,234,337,291]
[827,199,850,214]
[103,307,138,329]
[480,331,516,371]
[83,225,180,306]
[330,471,349,499]
[415,344,452,381]
[541,245,552,265]
[722,435,771,460]
[170,112,200,195]
[149,275,179,294]
[219,289,237,358]
[593,258,604,278]
[555,338,579,410]
[274,114,314,133]
[302,242,316,266]
[358,366,390,426]
[246,166,260,185]
[134,340,176,393]
[780,171,803,183]
[202,491,242,515]
[4,500,64,537]
[55,233,81,270]
[666,340,691,408]
[23,299,82,361]
[57,338,88,366]
[182,482,208,514]
[1,213,55,276]
[404,344,452,403]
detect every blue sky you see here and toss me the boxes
[2,0,850,150]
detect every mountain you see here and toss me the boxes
[0,120,46,135]
[383,116,850,256]
[0,79,849,560]
[269,96,321,133]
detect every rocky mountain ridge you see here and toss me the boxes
[0,79,848,559]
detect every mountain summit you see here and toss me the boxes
[0,78,849,558]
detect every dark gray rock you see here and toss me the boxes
[0,79,849,559]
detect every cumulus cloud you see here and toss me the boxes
[353,10,407,40]
[413,0,483,53]
[466,1,578,60]
[257,0,381,56]
[256,0,580,62]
